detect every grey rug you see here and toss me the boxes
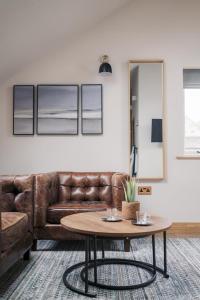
[0,237,200,300]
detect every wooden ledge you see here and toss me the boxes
[168,223,200,236]
[176,155,200,160]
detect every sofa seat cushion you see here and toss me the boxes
[47,202,108,224]
[1,212,29,252]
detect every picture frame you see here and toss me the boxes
[81,84,103,135]
[13,85,34,135]
[37,84,79,135]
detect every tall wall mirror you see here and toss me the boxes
[129,60,165,180]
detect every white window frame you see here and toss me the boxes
[183,68,200,155]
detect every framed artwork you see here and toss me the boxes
[37,85,79,135]
[13,85,34,135]
[81,84,103,134]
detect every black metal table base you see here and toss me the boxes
[81,258,157,290]
[63,232,169,298]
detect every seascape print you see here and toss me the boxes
[13,85,34,135]
[81,85,103,134]
[37,85,78,134]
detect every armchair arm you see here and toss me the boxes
[0,193,15,211]
[111,173,129,210]
[0,177,16,212]
[15,190,33,232]
[0,212,2,253]
[34,172,58,227]
[14,175,34,232]
[0,175,34,232]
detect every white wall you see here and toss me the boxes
[1,0,200,221]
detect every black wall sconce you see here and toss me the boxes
[151,119,163,142]
[99,55,112,75]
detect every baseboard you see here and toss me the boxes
[168,223,200,236]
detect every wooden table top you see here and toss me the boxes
[61,211,172,238]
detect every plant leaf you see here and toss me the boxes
[122,177,136,202]
[122,181,128,202]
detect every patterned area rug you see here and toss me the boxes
[0,237,200,300]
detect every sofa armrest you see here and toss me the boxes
[0,177,15,214]
[34,172,58,227]
[0,175,34,232]
[0,213,1,255]
[111,173,129,210]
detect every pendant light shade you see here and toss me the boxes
[99,55,112,75]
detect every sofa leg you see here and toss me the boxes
[32,239,37,251]
[23,250,30,260]
[124,238,130,252]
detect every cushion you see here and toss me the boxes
[47,202,108,224]
[0,212,29,252]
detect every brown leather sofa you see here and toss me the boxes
[33,172,128,250]
[0,175,34,277]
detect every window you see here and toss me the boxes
[183,69,200,154]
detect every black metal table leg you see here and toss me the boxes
[88,237,91,262]
[93,236,98,284]
[85,237,89,293]
[152,235,156,275]
[101,239,105,259]
[163,231,169,278]
[63,235,96,298]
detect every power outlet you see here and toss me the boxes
[138,186,152,195]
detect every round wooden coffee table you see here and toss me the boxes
[61,211,172,298]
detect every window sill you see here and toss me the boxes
[176,155,200,160]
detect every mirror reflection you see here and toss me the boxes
[129,61,164,179]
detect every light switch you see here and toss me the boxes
[138,186,152,195]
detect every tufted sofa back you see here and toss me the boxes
[57,172,113,206]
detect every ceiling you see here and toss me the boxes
[0,0,130,84]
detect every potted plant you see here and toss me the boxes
[122,177,140,220]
